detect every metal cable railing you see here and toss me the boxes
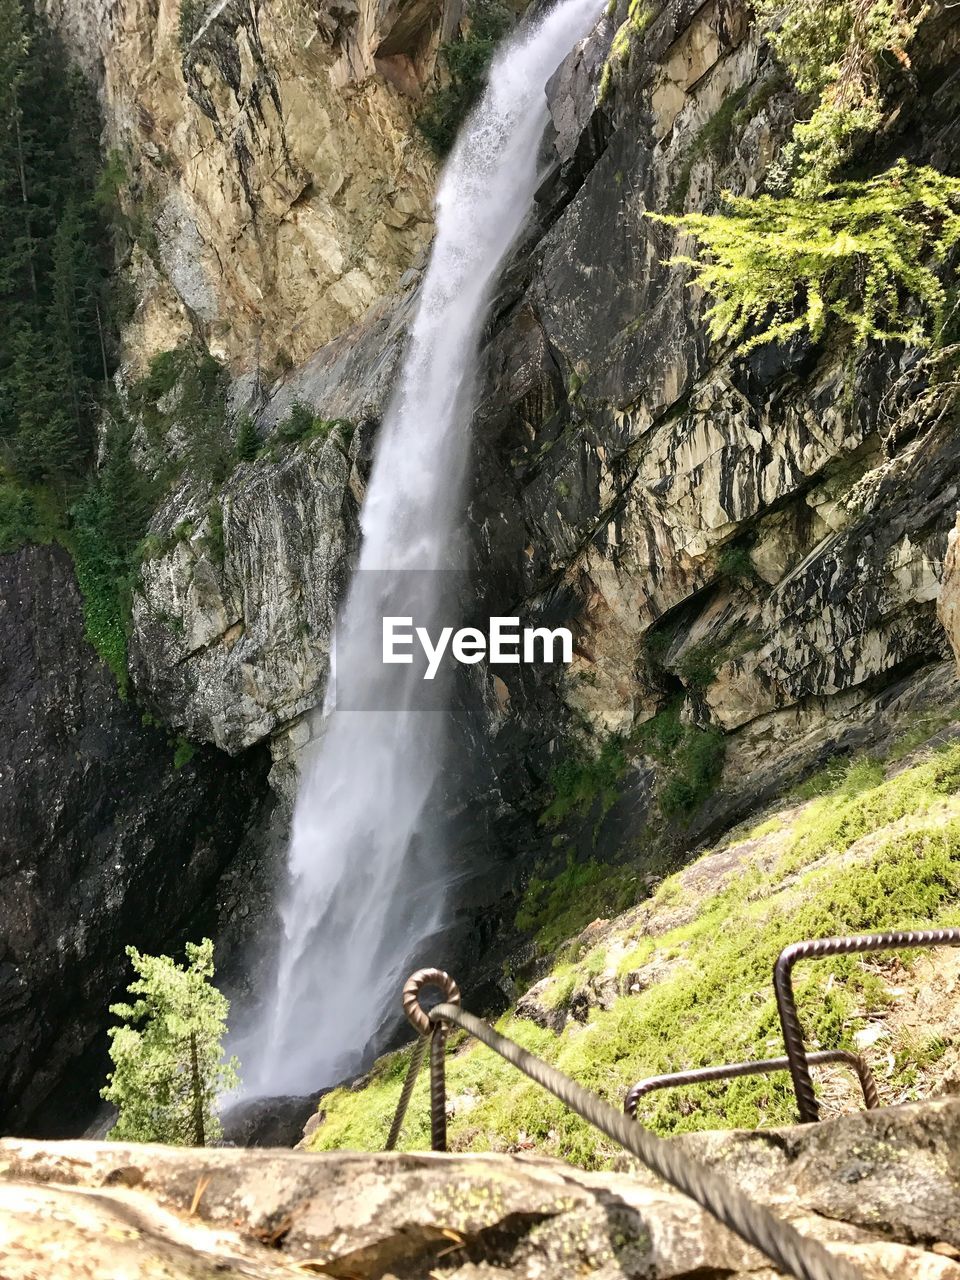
[389,967,864,1280]
[624,1049,879,1117]
[774,927,960,1122]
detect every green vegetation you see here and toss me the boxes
[670,85,750,212]
[417,0,512,156]
[676,643,719,691]
[656,162,960,353]
[541,737,627,827]
[66,345,229,684]
[0,6,225,688]
[203,499,225,567]
[235,414,261,462]
[654,0,951,356]
[312,738,960,1164]
[68,413,159,692]
[598,0,654,103]
[101,939,240,1146]
[753,0,923,196]
[778,744,960,874]
[0,1,115,499]
[634,701,725,819]
[717,545,756,583]
[0,478,62,552]
[269,401,353,452]
[172,736,196,769]
[515,856,638,954]
[132,345,233,486]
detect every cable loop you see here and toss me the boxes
[401,966,461,1036]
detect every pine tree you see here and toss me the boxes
[235,413,261,461]
[101,939,240,1146]
[655,161,960,353]
[0,1,114,491]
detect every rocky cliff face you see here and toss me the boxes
[45,0,442,374]
[126,0,960,971]
[0,544,271,1135]
[34,0,960,1119]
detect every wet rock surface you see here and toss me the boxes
[0,545,270,1136]
[2,1100,960,1277]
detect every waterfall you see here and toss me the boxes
[245,0,602,1097]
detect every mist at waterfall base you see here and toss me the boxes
[239,0,603,1099]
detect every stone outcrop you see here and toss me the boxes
[0,545,271,1136]
[130,428,361,758]
[2,1100,960,1276]
[939,514,960,672]
[45,0,443,372]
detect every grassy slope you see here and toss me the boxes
[309,722,960,1168]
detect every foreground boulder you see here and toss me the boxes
[1,1100,959,1278]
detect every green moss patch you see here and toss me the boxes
[311,738,960,1167]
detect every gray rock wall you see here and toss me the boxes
[0,545,271,1135]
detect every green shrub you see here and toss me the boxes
[597,0,654,102]
[515,856,639,954]
[133,349,184,406]
[101,938,239,1145]
[202,500,225,567]
[634,701,726,820]
[0,478,62,553]
[676,643,720,690]
[271,402,350,451]
[717,545,756,582]
[417,0,512,156]
[276,400,316,443]
[754,0,924,195]
[670,84,750,212]
[235,414,261,462]
[655,162,960,353]
[172,737,196,769]
[541,737,628,827]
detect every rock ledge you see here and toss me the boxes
[2,1099,959,1277]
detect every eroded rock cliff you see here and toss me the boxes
[46,0,442,373]
[0,545,271,1135]
[31,0,960,1123]
[127,0,960,982]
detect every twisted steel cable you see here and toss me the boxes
[393,969,864,1280]
[774,927,960,1122]
[385,1036,426,1150]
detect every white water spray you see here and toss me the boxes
[245,0,601,1096]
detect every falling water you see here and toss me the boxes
[245,0,602,1096]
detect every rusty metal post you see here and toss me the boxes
[395,967,462,1153]
[429,1022,448,1151]
[624,1049,879,1119]
[774,928,960,1123]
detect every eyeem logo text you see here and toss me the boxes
[384,616,573,680]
